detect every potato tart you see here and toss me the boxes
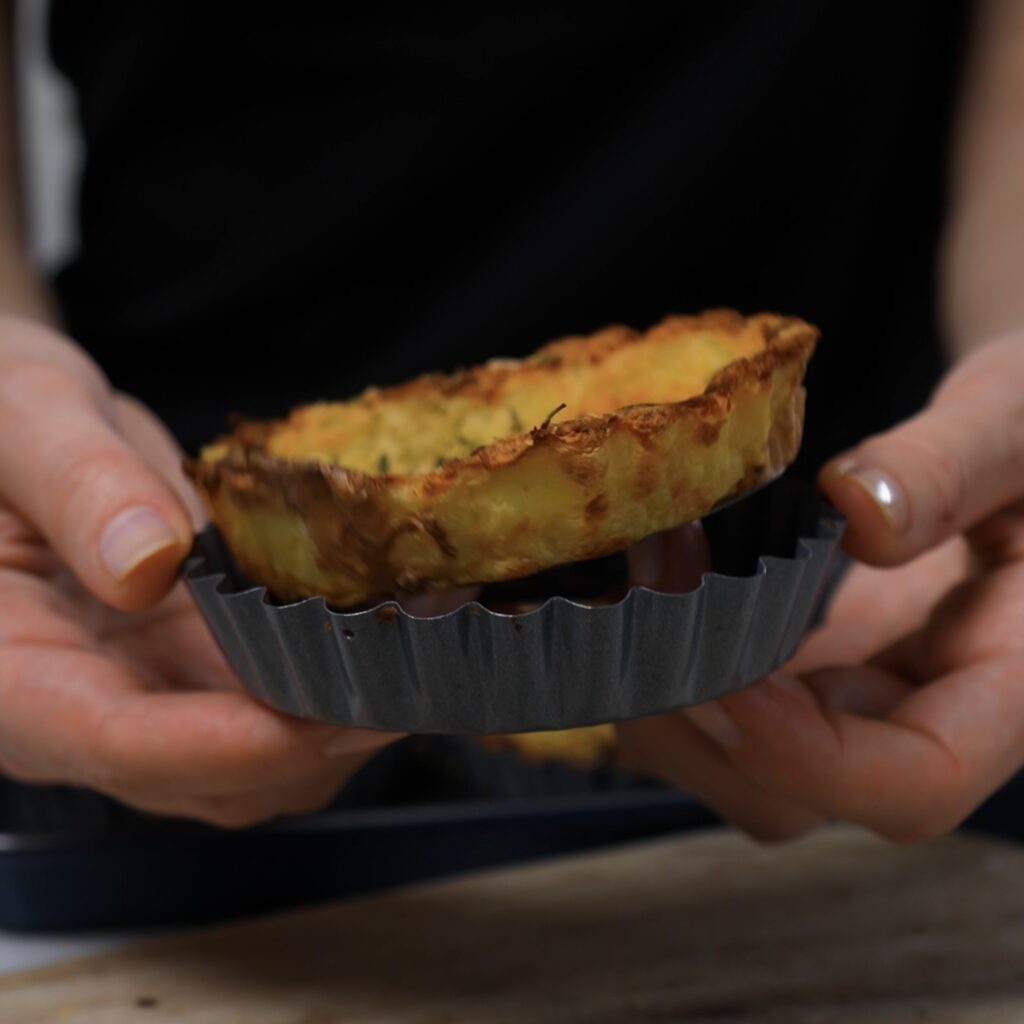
[186,310,817,607]
[481,725,618,766]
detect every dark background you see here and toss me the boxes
[49,2,970,476]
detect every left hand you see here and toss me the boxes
[0,327,404,828]
[617,334,1024,843]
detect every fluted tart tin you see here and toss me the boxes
[183,478,843,734]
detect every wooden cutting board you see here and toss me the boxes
[4,825,1024,1023]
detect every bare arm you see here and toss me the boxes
[0,0,55,322]
[942,0,1024,356]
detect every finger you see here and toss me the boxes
[0,644,401,798]
[802,664,913,716]
[788,539,970,674]
[966,499,1024,569]
[819,336,1024,567]
[116,752,373,829]
[0,566,96,650]
[873,560,1024,683]
[689,658,1024,841]
[616,712,822,843]
[0,753,63,785]
[113,392,207,529]
[627,521,712,592]
[205,757,367,827]
[102,581,245,693]
[0,361,194,610]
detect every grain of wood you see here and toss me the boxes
[3,826,1024,1023]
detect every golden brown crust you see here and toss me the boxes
[479,725,619,766]
[186,311,818,606]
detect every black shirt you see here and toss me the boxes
[49,3,969,474]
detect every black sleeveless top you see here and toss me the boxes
[49,3,969,474]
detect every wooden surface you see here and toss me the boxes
[5,825,1024,1022]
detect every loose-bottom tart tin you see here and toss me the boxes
[184,478,843,734]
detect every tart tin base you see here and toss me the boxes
[184,478,843,734]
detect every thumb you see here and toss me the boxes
[819,335,1024,566]
[0,361,193,610]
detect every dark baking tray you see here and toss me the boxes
[0,738,717,932]
[2,738,1021,932]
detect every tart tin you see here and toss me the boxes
[183,478,843,734]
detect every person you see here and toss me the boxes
[0,2,1020,839]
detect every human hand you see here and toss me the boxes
[617,334,1024,843]
[0,314,399,826]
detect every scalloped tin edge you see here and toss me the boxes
[184,489,844,734]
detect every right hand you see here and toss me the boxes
[618,334,1024,844]
[0,314,400,827]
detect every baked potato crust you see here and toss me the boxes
[186,310,817,606]
[480,725,618,766]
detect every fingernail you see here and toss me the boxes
[323,729,402,758]
[685,700,741,749]
[833,459,910,534]
[100,506,181,581]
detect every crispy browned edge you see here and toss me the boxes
[184,310,818,598]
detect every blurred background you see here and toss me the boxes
[13,0,79,273]
[12,3,965,472]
